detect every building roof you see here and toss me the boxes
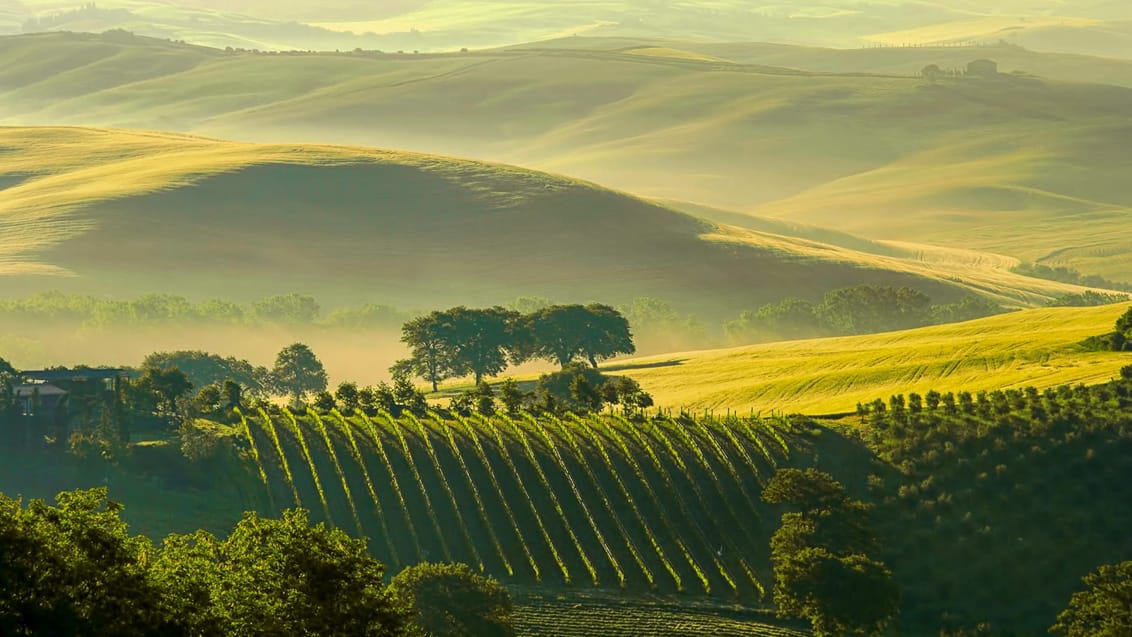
[13,383,69,397]
[21,368,125,382]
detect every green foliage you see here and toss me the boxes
[0,487,408,636]
[1085,304,1132,351]
[153,509,404,637]
[400,304,634,389]
[391,562,515,637]
[0,488,169,636]
[764,469,897,636]
[1050,561,1132,636]
[251,293,321,325]
[772,547,898,637]
[1013,262,1132,293]
[271,343,328,402]
[727,287,1002,343]
[443,306,525,385]
[142,351,270,397]
[816,286,932,335]
[531,363,652,415]
[398,311,458,392]
[1046,290,1130,307]
[131,365,193,425]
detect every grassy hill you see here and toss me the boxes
[614,304,1132,414]
[3,33,1132,280]
[4,126,1101,324]
[15,1,1132,57]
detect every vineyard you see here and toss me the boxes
[233,408,797,601]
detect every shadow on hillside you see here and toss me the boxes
[604,358,687,372]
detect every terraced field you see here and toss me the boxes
[615,304,1132,415]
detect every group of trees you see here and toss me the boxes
[0,488,514,637]
[853,369,1132,633]
[1013,262,1132,293]
[397,304,634,390]
[0,291,407,331]
[1086,305,1132,351]
[725,286,1002,343]
[762,469,899,637]
[444,364,653,418]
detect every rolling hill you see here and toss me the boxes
[2,33,1131,281]
[614,304,1132,415]
[7,126,1089,323]
[15,0,1132,57]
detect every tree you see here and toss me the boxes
[0,356,18,408]
[579,304,635,368]
[525,304,593,367]
[398,312,456,392]
[921,63,943,83]
[1051,561,1132,636]
[524,304,635,369]
[142,351,270,397]
[1114,306,1132,351]
[270,343,328,403]
[251,293,320,325]
[132,365,193,423]
[764,469,897,636]
[336,382,360,414]
[391,562,515,637]
[152,508,405,637]
[0,488,172,637]
[772,547,899,637]
[443,307,525,384]
[497,379,525,417]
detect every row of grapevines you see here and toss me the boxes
[358,412,425,562]
[407,413,484,571]
[378,411,452,563]
[329,410,401,567]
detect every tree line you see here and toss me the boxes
[725,285,1003,343]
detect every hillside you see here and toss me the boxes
[6,126,1076,321]
[7,374,1132,634]
[615,304,1132,414]
[14,1,1132,57]
[2,33,1132,280]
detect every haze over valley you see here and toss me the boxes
[2,3,1132,637]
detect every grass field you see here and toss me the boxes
[613,304,1132,415]
[3,33,1132,280]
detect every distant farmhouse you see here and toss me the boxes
[966,59,999,77]
[5,368,127,447]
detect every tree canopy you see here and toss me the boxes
[763,469,897,637]
[271,343,328,402]
[391,563,515,637]
[1051,561,1132,636]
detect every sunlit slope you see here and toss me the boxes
[22,0,1132,56]
[5,34,1132,278]
[622,40,1132,89]
[616,305,1131,415]
[2,126,1035,315]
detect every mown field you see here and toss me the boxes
[615,304,1132,414]
[3,33,1132,279]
